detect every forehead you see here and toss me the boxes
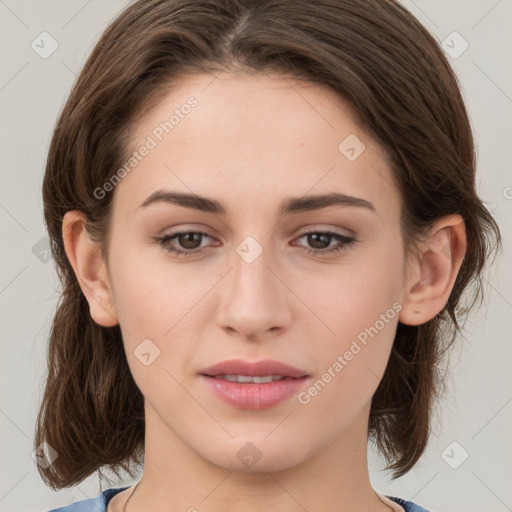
[114,71,400,220]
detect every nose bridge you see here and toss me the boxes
[233,237,274,295]
[217,236,291,337]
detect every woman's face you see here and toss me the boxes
[105,71,410,472]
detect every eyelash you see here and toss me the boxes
[155,229,356,258]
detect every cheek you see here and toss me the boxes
[107,247,211,378]
[307,246,403,342]
[301,245,403,400]
[300,301,400,420]
[108,243,190,334]
[108,255,193,401]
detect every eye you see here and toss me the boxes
[293,230,356,256]
[155,229,356,258]
[156,230,216,257]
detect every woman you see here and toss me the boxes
[36,1,501,511]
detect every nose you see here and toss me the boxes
[216,243,293,341]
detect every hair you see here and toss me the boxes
[36,0,501,490]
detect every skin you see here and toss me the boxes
[62,71,466,512]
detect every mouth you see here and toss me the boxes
[199,358,309,379]
[199,359,310,410]
[204,374,301,383]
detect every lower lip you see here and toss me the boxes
[200,375,309,410]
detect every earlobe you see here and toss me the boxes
[400,214,466,326]
[62,210,119,327]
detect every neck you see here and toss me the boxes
[125,400,390,512]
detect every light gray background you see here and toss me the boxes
[1,1,511,511]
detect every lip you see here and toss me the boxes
[200,358,309,378]
[199,358,310,410]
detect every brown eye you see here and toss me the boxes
[294,231,356,256]
[157,231,213,257]
[175,232,203,250]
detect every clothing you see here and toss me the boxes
[46,486,431,511]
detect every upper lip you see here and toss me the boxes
[200,358,309,378]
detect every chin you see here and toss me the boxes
[200,437,309,474]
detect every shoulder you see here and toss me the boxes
[388,495,432,512]
[46,487,129,512]
[46,489,429,512]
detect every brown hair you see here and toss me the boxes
[36,0,501,489]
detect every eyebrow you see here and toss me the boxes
[138,189,376,216]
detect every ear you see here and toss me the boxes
[400,214,467,325]
[61,210,119,327]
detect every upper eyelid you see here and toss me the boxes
[161,227,352,237]
[160,227,354,246]
[295,224,354,237]
[161,223,354,236]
